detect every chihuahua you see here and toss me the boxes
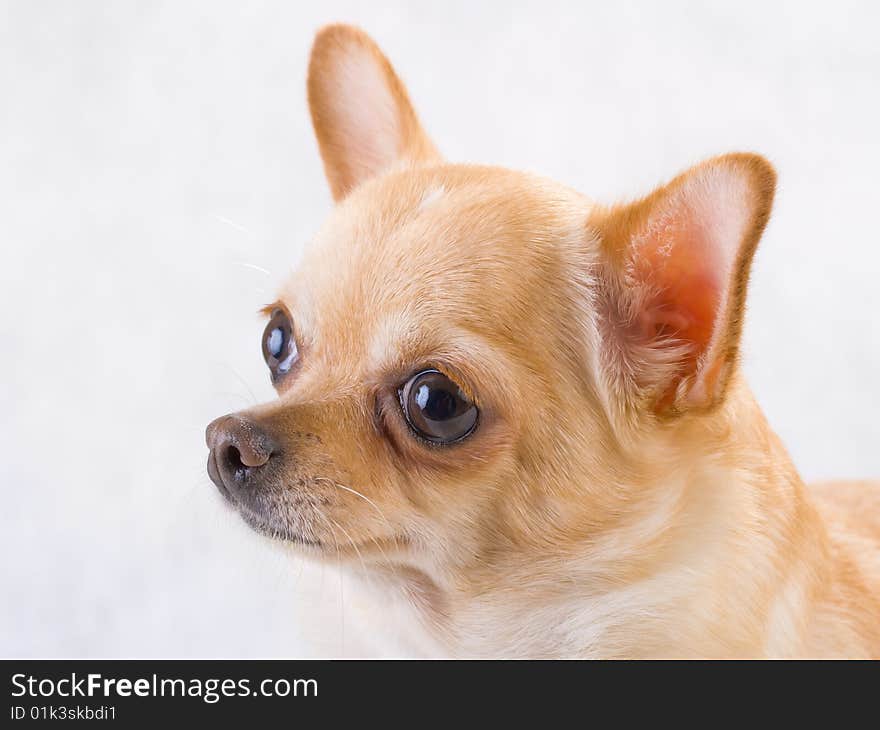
[206,24,880,657]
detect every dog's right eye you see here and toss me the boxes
[261,309,298,381]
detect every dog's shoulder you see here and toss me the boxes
[809,479,880,545]
[806,480,880,656]
[809,480,880,602]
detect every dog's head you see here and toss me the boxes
[206,25,775,579]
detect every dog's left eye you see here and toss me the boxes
[399,369,478,444]
[262,309,298,381]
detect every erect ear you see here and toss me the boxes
[591,153,776,416]
[307,24,440,202]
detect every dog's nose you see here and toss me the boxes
[205,414,278,496]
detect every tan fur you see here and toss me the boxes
[209,24,880,657]
[307,25,439,201]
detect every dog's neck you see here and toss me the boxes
[356,379,838,657]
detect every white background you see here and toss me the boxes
[2,1,878,657]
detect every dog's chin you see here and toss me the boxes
[208,470,409,561]
[211,483,327,551]
[235,506,326,550]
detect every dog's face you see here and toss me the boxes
[206,26,775,584]
[207,164,598,562]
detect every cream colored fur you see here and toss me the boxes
[213,24,880,658]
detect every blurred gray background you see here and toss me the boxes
[1,0,878,657]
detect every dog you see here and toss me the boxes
[206,24,880,657]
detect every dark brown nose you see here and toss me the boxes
[205,414,278,498]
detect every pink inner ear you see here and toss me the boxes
[631,169,751,389]
[637,213,724,354]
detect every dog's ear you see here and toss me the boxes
[307,24,439,201]
[591,153,776,416]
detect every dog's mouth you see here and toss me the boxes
[207,450,326,548]
[231,496,411,561]
[234,502,410,560]
[207,450,408,557]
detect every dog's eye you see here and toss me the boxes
[399,369,478,444]
[261,309,298,381]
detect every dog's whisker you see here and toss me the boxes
[223,365,259,406]
[214,214,255,237]
[327,516,371,577]
[313,478,404,576]
[315,478,394,533]
[230,260,272,277]
[311,507,346,654]
[209,391,255,409]
[338,561,345,655]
